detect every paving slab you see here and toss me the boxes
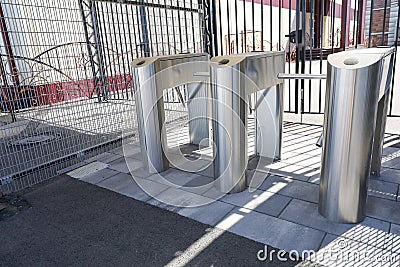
[392,224,400,235]
[259,175,319,203]
[108,157,143,174]
[368,178,399,200]
[366,196,400,224]
[80,168,120,185]
[219,208,325,253]
[147,168,199,187]
[109,143,141,157]
[382,154,400,169]
[221,189,292,217]
[268,163,320,182]
[375,167,400,184]
[280,153,321,169]
[148,186,215,208]
[280,199,390,241]
[84,152,122,164]
[178,201,235,226]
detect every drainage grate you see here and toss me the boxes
[67,161,109,179]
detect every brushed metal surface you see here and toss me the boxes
[210,52,285,193]
[132,53,209,174]
[319,47,395,223]
[187,82,210,145]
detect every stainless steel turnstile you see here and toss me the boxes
[132,53,209,174]
[319,47,395,223]
[210,52,285,193]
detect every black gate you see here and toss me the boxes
[205,0,400,116]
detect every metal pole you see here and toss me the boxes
[139,0,151,57]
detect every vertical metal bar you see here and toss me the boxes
[252,0,255,51]
[260,0,264,51]
[218,0,223,54]
[368,0,374,47]
[269,0,272,51]
[243,0,247,52]
[169,0,178,53]
[199,0,208,53]
[176,0,183,52]
[91,1,107,101]
[139,0,151,56]
[190,0,196,52]
[278,0,281,50]
[234,0,239,53]
[182,0,189,52]
[352,0,357,47]
[309,0,314,112]
[300,0,306,113]
[124,5,135,99]
[295,0,300,114]
[381,0,388,46]
[105,2,122,96]
[163,1,171,54]
[226,0,231,54]
[209,0,219,56]
[115,3,130,99]
[0,3,18,121]
[331,0,336,51]
[129,5,140,58]
[288,0,292,111]
[341,0,348,50]
[97,2,113,99]
[0,3,19,87]
[356,0,365,47]
[144,2,154,56]
[319,0,325,113]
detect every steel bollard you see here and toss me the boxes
[319,47,395,223]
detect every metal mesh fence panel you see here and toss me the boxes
[0,0,205,193]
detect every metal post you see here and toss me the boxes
[133,58,169,173]
[210,52,285,193]
[211,61,248,193]
[319,48,396,223]
[78,0,107,102]
[255,82,284,160]
[0,3,18,121]
[138,0,151,57]
[187,82,210,145]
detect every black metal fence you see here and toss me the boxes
[206,0,400,116]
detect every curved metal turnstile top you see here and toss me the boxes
[211,52,285,94]
[319,47,395,223]
[132,53,209,91]
[327,47,395,99]
[210,52,285,193]
[132,53,210,174]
